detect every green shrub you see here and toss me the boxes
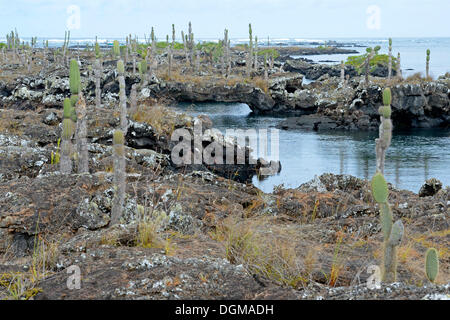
[346,53,397,75]
[258,48,280,59]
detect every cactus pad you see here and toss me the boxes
[371,172,389,203]
[425,248,439,283]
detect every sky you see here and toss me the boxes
[1,0,449,39]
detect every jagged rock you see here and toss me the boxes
[419,178,443,197]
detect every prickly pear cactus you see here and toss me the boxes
[425,248,439,283]
[371,88,404,283]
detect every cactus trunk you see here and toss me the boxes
[111,130,126,225]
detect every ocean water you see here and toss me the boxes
[3,37,449,78]
[174,102,450,194]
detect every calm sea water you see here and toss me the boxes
[174,102,450,194]
[6,37,450,78]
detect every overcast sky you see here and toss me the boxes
[1,0,449,39]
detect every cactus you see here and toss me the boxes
[111,129,126,225]
[117,60,128,135]
[425,248,439,283]
[117,59,125,74]
[264,53,268,81]
[426,49,430,79]
[382,87,392,106]
[188,22,194,66]
[94,59,102,108]
[388,38,392,80]
[76,92,89,174]
[371,87,403,283]
[247,23,253,77]
[224,29,231,76]
[113,40,120,58]
[254,36,258,71]
[383,220,404,283]
[69,59,80,97]
[375,88,393,174]
[340,61,345,84]
[95,37,101,59]
[60,99,74,174]
[397,53,402,80]
[371,172,389,203]
[130,84,137,116]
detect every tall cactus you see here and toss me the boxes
[376,88,393,174]
[247,23,253,77]
[425,248,439,283]
[340,60,345,84]
[426,49,430,79]
[117,60,128,135]
[388,38,392,80]
[264,53,268,81]
[69,59,88,173]
[94,59,102,108]
[371,88,404,283]
[254,35,258,71]
[76,92,88,173]
[188,22,194,66]
[60,98,74,174]
[397,53,402,80]
[111,130,126,225]
[113,40,120,59]
[130,84,137,116]
[224,29,231,76]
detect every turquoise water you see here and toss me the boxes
[174,102,450,194]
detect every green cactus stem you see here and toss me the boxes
[425,248,439,283]
[113,40,120,58]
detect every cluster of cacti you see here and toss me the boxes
[371,88,404,283]
[31,37,37,49]
[362,46,380,84]
[247,23,253,77]
[111,130,126,225]
[181,30,189,66]
[117,60,128,135]
[426,49,430,79]
[425,248,439,283]
[388,38,392,80]
[63,30,71,66]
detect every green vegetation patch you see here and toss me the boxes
[346,52,398,75]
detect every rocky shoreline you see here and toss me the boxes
[1,52,448,132]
